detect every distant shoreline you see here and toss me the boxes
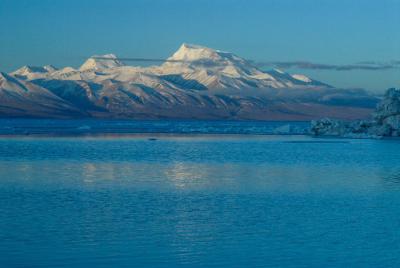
[0,119,311,137]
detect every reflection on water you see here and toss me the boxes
[165,162,204,189]
[2,160,400,193]
[1,135,400,267]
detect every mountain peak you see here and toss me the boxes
[79,53,124,71]
[169,43,228,62]
[180,43,208,50]
[12,65,48,76]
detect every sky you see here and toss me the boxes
[0,0,399,92]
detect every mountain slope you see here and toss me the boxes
[0,72,84,118]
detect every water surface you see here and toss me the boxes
[1,130,400,267]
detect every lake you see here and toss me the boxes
[1,120,400,267]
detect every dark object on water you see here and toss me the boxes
[148,138,157,141]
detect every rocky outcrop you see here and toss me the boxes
[311,88,400,138]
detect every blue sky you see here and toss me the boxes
[0,0,399,92]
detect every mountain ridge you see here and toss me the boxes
[0,43,378,120]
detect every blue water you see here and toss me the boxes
[0,119,309,136]
[1,121,400,267]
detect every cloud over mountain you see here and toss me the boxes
[253,60,400,71]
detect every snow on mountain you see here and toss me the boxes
[292,74,312,83]
[12,66,47,75]
[11,64,58,81]
[1,43,378,119]
[43,65,58,73]
[169,43,224,61]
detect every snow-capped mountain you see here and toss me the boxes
[155,43,331,89]
[0,43,378,120]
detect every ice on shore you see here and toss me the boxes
[311,88,400,138]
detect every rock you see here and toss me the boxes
[374,88,400,122]
[367,124,391,137]
[383,115,400,132]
